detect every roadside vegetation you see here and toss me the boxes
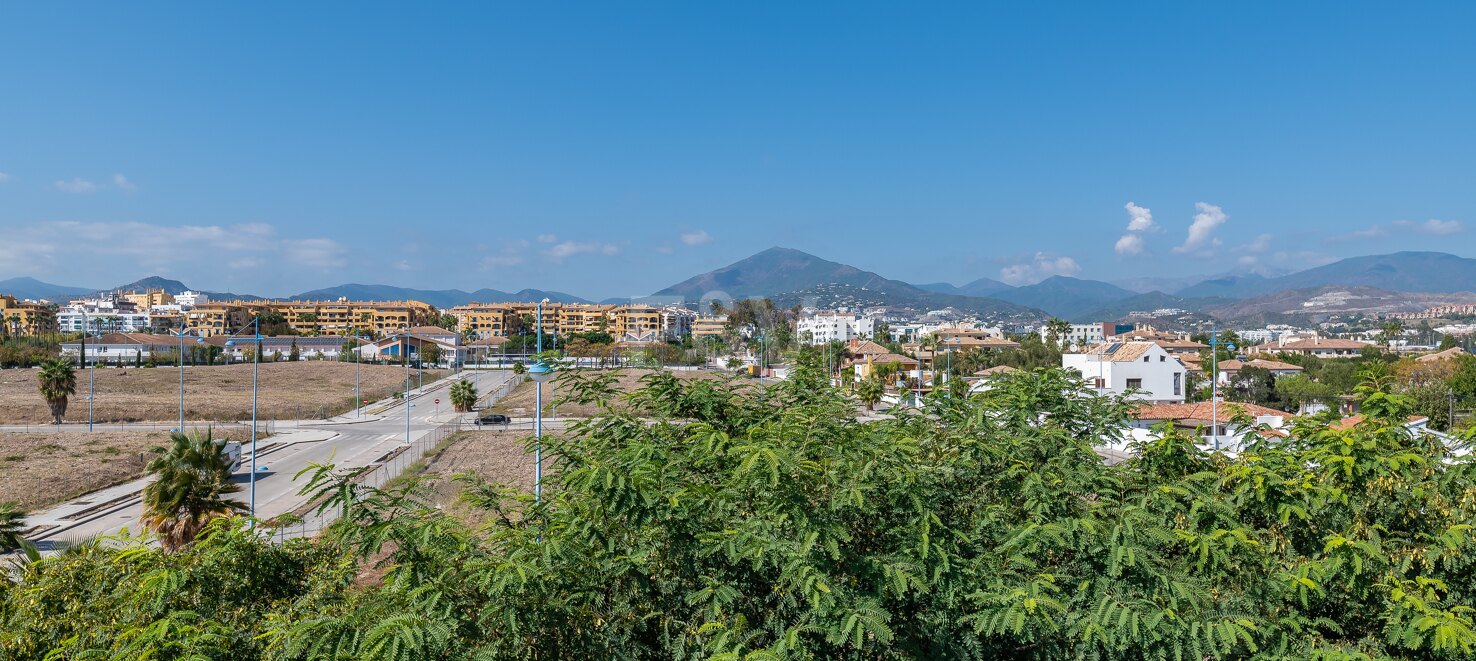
[3,349,1475,659]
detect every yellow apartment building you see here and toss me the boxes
[693,315,728,337]
[184,299,434,338]
[0,295,57,336]
[449,302,681,342]
[122,289,175,309]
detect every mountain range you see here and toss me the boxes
[6,249,1476,324]
[653,247,1039,319]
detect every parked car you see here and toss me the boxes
[475,413,510,426]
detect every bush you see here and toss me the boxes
[3,361,1476,659]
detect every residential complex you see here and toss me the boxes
[448,302,692,343]
[0,294,57,336]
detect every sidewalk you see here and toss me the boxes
[22,428,336,542]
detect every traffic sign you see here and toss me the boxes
[435,398,440,404]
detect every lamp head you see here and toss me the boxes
[527,361,555,383]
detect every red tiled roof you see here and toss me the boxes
[1133,401,1292,424]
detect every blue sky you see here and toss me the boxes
[1,3,1473,298]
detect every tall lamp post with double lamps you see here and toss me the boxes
[224,315,264,525]
[170,328,205,432]
[526,299,555,503]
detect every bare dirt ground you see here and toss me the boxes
[413,429,556,527]
[488,368,730,418]
[0,427,251,511]
[0,362,446,424]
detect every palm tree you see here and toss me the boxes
[0,501,27,553]
[450,379,478,412]
[36,357,77,425]
[857,377,885,411]
[140,429,245,552]
[1380,319,1405,349]
[1045,317,1072,349]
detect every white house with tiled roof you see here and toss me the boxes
[1062,341,1185,403]
[1249,335,1372,358]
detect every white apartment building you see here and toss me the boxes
[175,291,209,308]
[56,304,152,334]
[798,314,859,344]
[1062,341,1186,403]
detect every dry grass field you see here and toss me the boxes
[414,429,552,526]
[0,362,446,424]
[487,368,729,418]
[0,427,251,511]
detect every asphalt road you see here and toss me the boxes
[24,369,516,549]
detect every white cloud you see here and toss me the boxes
[0,172,11,184]
[281,238,348,269]
[543,240,620,260]
[393,260,413,271]
[54,178,98,193]
[1124,202,1156,232]
[655,243,674,254]
[536,234,559,243]
[479,255,525,269]
[1338,218,1464,242]
[1114,233,1145,256]
[112,173,137,192]
[1422,219,1463,235]
[999,252,1081,285]
[1173,202,1228,256]
[1115,202,1159,256]
[0,220,345,277]
[680,230,712,246]
[1240,233,1273,253]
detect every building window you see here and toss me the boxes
[1160,355,1166,362]
[1126,378,1142,390]
[1173,372,1182,396]
[1143,356,1150,362]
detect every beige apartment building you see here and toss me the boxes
[122,289,175,309]
[450,302,687,342]
[0,295,57,337]
[186,300,436,337]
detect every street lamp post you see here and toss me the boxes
[172,329,204,432]
[528,361,553,503]
[403,332,412,445]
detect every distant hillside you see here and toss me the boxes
[655,247,1043,319]
[0,277,98,301]
[654,247,917,300]
[991,276,1137,319]
[1179,252,1476,298]
[911,277,1014,297]
[1072,291,1229,324]
[1174,274,1273,299]
[1206,285,1476,320]
[289,283,589,308]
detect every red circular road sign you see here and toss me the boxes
[434,398,440,404]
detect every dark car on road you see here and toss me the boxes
[475,413,510,426]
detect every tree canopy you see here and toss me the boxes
[3,360,1476,659]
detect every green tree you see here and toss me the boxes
[140,430,245,552]
[35,357,76,425]
[856,376,885,410]
[288,339,300,362]
[0,501,27,553]
[421,342,443,366]
[449,379,478,412]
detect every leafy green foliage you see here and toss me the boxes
[4,358,1476,659]
[140,429,246,552]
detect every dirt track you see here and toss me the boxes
[0,362,446,424]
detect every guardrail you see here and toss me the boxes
[261,373,528,543]
[263,420,464,542]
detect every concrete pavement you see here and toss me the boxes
[19,369,517,550]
